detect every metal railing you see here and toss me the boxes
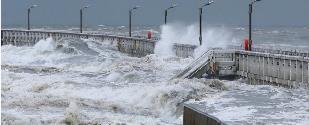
[229,45,309,58]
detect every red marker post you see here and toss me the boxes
[147,31,152,39]
[244,38,249,51]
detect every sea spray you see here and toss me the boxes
[1,36,227,124]
[155,23,235,58]
[33,37,56,53]
[1,37,67,67]
[194,26,235,57]
[155,23,199,57]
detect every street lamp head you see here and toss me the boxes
[30,4,38,9]
[130,6,141,11]
[171,4,177,8]
[167,4,177,10]
[202,0,214,7]
[133,6,141,10]
[82,5,90,9]
[252,0,262,4]
[208,0,214,5]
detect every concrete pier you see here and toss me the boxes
[1,29,197,58]
[176,48,309,88]
[181,49,309,125]
[1,29,157,57]
[236,50,309,88]
[184,104,225,125]
[2,29,309,125]
[2,29,308,87]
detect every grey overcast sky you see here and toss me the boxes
[1,0,309,27]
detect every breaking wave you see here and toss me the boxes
[154,23,237,58]
[1,37,226,124]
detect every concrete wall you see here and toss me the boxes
[173,43,197,58]
[211,50,236,77]
[182,49,309,88]
[1,29,157,57]
[1,29,198,58]
[236,50,309,88]
[183,104,225,125]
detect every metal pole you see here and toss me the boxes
[165,9,167,24]
[199,8,203,46]
[80,9,83,33]
[27,8,30,30]
[249,4,252,51]
[129,10,132,37]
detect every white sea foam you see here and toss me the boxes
[1,38,224,124]
[154,23,236,58]
[33,37,56,53]
[2,27,309,125]
[195,81,309,125]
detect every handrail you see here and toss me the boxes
[174,49,213,79]
[228,45,309,57]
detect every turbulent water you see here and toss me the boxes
[1,25,309,125]
[1,37,225,124]
[188,81,309,124]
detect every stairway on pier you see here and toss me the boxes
[174,50,212,79]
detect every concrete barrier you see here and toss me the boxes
[1,29,158,57]
[184,104,225,125]
[1,29,200,58]
[173,43,197,58]
[176,48,309,88]
[235,50,309,88]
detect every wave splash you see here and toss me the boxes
[1,37,226,124]
[155,23,236,58]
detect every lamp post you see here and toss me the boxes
[129,6,140,37]
[199,1,214,46]
[164,4,177,24]
[27,4,38,30]
[80,5,89,33]
[248,0,261,51]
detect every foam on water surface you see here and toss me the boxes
[189,81,309,125]
[1,38,224,124]
[2,25,309,124]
